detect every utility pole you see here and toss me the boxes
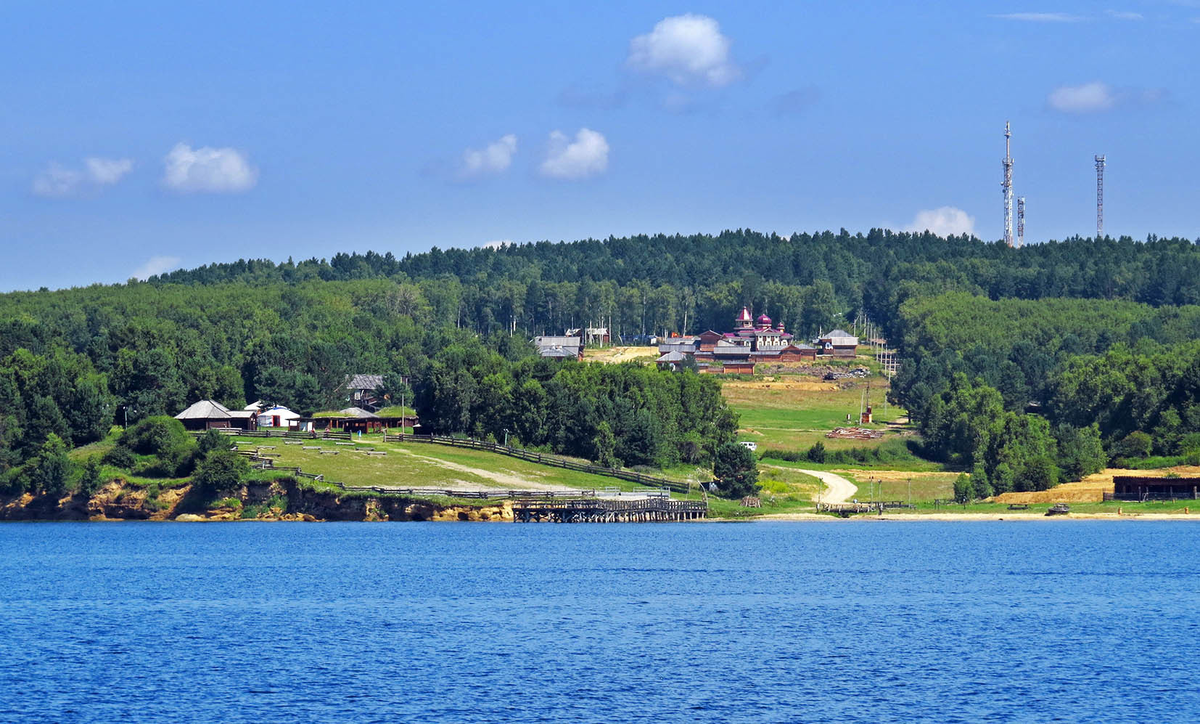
[1095,155,1106,239]
[1003,121,1014,247]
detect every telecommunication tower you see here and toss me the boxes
[1002,122,1014,247]
[1017,196,1025,247]
[1094,155,1106,239]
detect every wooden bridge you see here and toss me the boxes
[514,497,707,523]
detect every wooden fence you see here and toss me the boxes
[382,432,700,494]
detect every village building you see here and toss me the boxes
[533,335,583,360]
[255,405,301,428]
[655,350,689,371]
[565,327,611,345]
[1111,476,1200,501]
[174,400,258,431]
[817,329,859,358]
[298,407,384,434]
[345,374,386,411]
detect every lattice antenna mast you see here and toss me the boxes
[1094,155,1106,239]
[1002,122,1014,247]
[1017,196,1026,247]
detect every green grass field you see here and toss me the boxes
[722,375,908,452]
[231,435,663,493]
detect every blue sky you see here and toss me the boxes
[2,1,1197,291]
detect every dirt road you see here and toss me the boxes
[799,469,858,505]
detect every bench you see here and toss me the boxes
[257,445,276,450]
[1007,504,1030,510]
[335,442,356,446]
[319,450,339,455]
[365,451,387,457]
[302,446,321,450]
[284,441,303,445]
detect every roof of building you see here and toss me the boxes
[656,351,688,363]
[244,400,264,411]
[338,407,381,419]
[756,314,772,325]
[823,329,856,339]
[345,374,384,391]
[738,307,752,322]
[534,336,581,347]
[175,400,232,420]
[539,347,579,358]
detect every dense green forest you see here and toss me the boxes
[3,228,1200,493]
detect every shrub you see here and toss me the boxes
[102,446,136,469]
[78,457,104,497]
[806,441,827,464]
[713,442,759,498]
[119,416,192,456]
[953,473,972,503]
[192,448,250,495]
[26,434,73,496]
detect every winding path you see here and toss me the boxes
[798,469,858,505]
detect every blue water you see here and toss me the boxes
[1,522,1198,723]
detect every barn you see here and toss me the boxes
[1111,476,1200,501]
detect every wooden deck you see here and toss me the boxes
[514,497,707,523]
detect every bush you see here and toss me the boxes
[102,446,136,469]
[713,443,759,498]
[196,429,230,456]
[806,441,827,464]
[953,473,972,503]
[26,434,73,496]
[119,416,193,456]
[192,448,250,495]
[78,457,103,497]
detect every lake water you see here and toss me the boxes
[1,521,1198,723]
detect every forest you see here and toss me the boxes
[3,228,1200,493]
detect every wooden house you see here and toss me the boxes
[174,400,257,431]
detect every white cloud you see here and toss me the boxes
[482,240,514,249]
[1105,10,1144,20]
[1048,81,1116,112]
[906,207,976,237]
[459,134,517,179]
[627,14,740,87]
[132,255,182,281]
[162,143,257,193]
[32,156,134,197]
[32,163,85,197]
[85,157,133,184]
[991,12,1083,22]
[539,128,609,180]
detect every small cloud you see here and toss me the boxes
[32,156,134,197]
[32,163,85,198]
[85,157,133,185]
[905,207,976,237]
[539,128,609,180]
[991,12,1083,22]
[771,87,820,115]
[162,143,257,193]
[481,240,514,250]
[1048,81,1165,113]
[458,134,517,180]
[1105,10,1144,20]
[132,255,182,281]
[627,14,741,87]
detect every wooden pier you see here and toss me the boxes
[513,497,707,523]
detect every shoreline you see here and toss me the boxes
[753,512,1200,522]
